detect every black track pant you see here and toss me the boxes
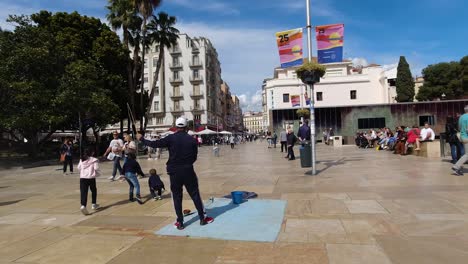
[80,178,96,207]
[281,141,287,152]
[63,155,73,173]
[169,166,204,223]
[150,187,162,198]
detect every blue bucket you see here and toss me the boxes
[231,191,244,204]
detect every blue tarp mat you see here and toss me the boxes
[155,198,287,242]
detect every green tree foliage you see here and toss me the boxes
[0,11,128,156]
[460,56,468,94]
[395,56,415,102]
[416,61,462,101]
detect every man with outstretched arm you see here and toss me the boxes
[136,117,214,230]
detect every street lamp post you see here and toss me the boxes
[306,0,316,175]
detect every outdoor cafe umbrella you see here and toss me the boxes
[197,128,217,135]
[218,130,232,135]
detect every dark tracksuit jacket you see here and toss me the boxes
[140,131,203,223]
[148,174,165,197]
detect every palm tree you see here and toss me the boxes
[133,0,162,131]
[106,0,139,130]
[143,12,179,131]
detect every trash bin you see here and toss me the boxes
[299,141,312,168]
[333,136,342,147]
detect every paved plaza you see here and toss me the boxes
[1,142,468,263]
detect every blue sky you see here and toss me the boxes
[0,0,466,111]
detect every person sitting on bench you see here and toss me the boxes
[420,122,435,142]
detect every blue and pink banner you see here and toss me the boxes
[276,28,303,68]
[316,23,344,63]
[291,95,300,107]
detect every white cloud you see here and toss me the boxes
[177,21,277,111]
[170,0,240,15]
[238,90,263,112]
[349,57,369,67]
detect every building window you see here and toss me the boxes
[283,93,290,103]
[192,55,199,64]
[173,57,179,66]
[144,76,148,83]
[173,71,179,79]
[156,117,163,124]
[153,57,158,67]
[316,92,323,101]
[193,85,200,95]
[173,86,180,95]
[155,86,159,96]
[358,118,386,129]
[194,99,200,109]
[174,101,180,110]
[419,115,435,126]
[154,101,159,111]
[144,59,148,68]
[193,69,199,78]
[194,114,201,120]
[350,90,357,100]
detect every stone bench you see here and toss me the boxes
[411,140,441,158]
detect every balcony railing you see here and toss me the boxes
[189,91,204,98]
[189,75,203,83]
[169,92,184,99]
[190,106,204,112]
[189,60,203,68]
[170,106,184,113]
[169,77,183,84]
[169,47,181,54]
[169,62,183,69]
[192,47,200,53]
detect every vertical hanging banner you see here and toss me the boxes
[276,28,303,68]
[290,95,300,107]
[316,23,344,63]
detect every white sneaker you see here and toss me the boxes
[80,206,89,215]
[107,176,114,180]
[91,204,100,210]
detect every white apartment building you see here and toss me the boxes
[243,111,264,133]
[262,61,394,128]
[143,34,222,132]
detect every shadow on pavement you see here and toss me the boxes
[0,199,24,206]
[183,201,240,227]
[305,157,364,175]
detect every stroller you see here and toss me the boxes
[355,133,369,148]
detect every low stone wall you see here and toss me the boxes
[412,140,441,158]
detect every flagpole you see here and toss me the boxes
[306,0,316,175]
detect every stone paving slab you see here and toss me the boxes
[1,142,468,263]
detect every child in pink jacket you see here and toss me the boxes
[77,148,101,215]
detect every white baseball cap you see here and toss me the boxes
[176,117,187,127]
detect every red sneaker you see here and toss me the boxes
[174,221,184,230]
[200,216,214,226]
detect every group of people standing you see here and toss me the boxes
[74,117,214,231]
[277,120,311,160]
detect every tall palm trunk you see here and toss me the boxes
[139,17,147,132]
[123,27,136,133]
[143,47,164,131]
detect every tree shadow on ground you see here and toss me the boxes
[0,199,24,206]
[304,157,364,175]
[183,200,240,227]
[93,199,133,213]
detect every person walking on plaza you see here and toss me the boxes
[103,131,124,181]
[286,127,297,160]
[77,148,100,215]
[229,135,235,149]
[61,139,74,175]
[148,168,165,200]
[272,132,278,148]
[122,134,137,165]
[452,106,468,176]
[137,117,214,230]
[122,152,144,204]
[446,116,464,164]
[280,128,287,153]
